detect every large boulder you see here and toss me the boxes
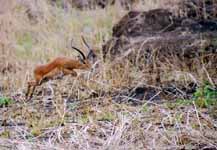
[102,0,217,85]
[112,9,178,38]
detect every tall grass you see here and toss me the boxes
[0,0,216,149]
[0,0,180,92]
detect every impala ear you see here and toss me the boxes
[81,35,91,51]
[81,35,97,63]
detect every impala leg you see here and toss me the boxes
[62,68,77,77]
[26,81,37,100]
[43,68,60,80]
[26,76,41,101]
[29,85,36,100]
[25,83,32,99]
[70,70,78,77]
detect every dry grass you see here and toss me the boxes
[0,0,217,149]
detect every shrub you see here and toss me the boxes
[0,97,13,107]
[194,83,217,108]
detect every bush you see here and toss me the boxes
[194,83,217,108]
[0,97,13,107]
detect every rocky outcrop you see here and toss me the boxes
[102,0,217,85]
[112,9,178,38]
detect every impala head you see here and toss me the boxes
[71,36,97,64]
[71,39,87,64]
[81,35,97,63]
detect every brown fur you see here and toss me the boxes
[26,57,91,100]
[26,37,94,100]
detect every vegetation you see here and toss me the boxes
[0,97,13,107]
[0,0,216,149]
[194,83,217,108]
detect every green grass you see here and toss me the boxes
[194,83,217,108]
[164,82,217,109]
[97,111,115,122]
[0,97,13,107]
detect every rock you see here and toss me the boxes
[112,9,178,38]
[102,0,217,85]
